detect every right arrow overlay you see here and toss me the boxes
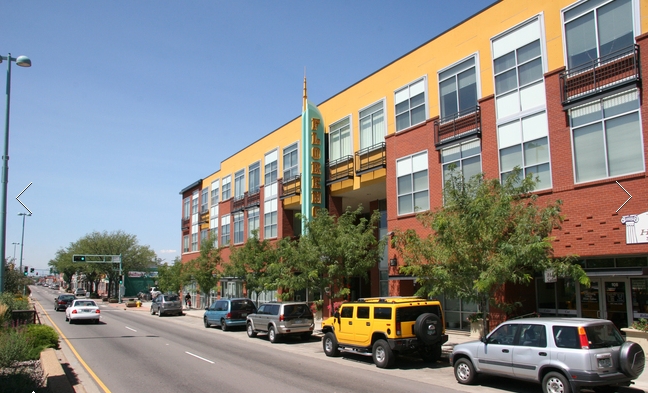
[616,181,632,213]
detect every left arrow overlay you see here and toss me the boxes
[16,182,32,214]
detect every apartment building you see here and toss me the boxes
[180,0,648,330]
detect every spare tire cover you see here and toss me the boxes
[619,341,645,379]
[414,313,441,345]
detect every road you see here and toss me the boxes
[31,286,557,393]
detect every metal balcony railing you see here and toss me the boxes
[355,143,386,176]
[560,44,640,106]
[434,106,481,148]
[280,174,301,199]
[326,155,354,185]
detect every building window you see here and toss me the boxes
[183,235,189,253]
[200,188,209,214]
[221,215,231,246]
[396,152,429,215]
[210,179,220,206]
[329,117,352,161]
[233,212,244,245]
[265,150,278,185]
[191,192,199,215]
[359,101,385,149]
[248,207,260,238]
[234,169,245,200]
[222,176,231,201]
[498,111,551,188]
[283,143,299,180]
[210,204,219,248]
[439,57,477,119]
[564,0,634,69]
[191,231,198,252]
[571,89,642,183]
[395,78,426,132]
[183,197,190,219]
[200,229,209,246]
[441,139,482,185]
[264,198,278,239]
[249,162,260,194]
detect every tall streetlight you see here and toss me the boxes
[12,241,18,263]
[18,212,31,272]
[0,53,31,293]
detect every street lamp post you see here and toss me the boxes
[11,241,18,263]
[18,212,30,295]
[0,53,31,293]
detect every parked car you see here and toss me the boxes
[321,296,447,368]
[246,301,314,342]
[50,284,60,290]
[65,299,100,324]
[150,293,182,316]
[450,317,645,393]
[204,298,257,331]
[54,294,76,311]
[74,288,86,296]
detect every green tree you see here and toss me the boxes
[393,168,588,334]
[276,206,384,302]
[48,249,77,289]
[185,234,221,308]
[157,257,188,294]
[2,261,31,295]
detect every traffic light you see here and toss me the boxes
[73,255,86,262]
[30,267,34,273]
[119,275,123,285]
[23,266,28,276]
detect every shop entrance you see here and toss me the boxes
[580,278,629,329]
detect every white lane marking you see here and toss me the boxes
[125,326,137,332]
[185,351,215,364]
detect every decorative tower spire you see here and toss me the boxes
[303,68,307,112]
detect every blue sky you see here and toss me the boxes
[2,0,494,271]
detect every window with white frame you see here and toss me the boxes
[329,117,352,161]
[441,139,482,185]
[397,152,429,215]
[234,169,245,200]
[201,229,209,246]
[210,202,219,249]
[210,179,219,206]
[191,226,198,252]
[221,215,231,246]
[233,212,244,244]
[191,191,199,215]
[498,111,551,188]
[283,143,299,180]
[564,0,634,69]
[222,175,231,200]
[183,235,189,253]
[439,58,477,119]
[571,89,643,183]
[248,207,260,238]
[359,101,385,149]
[395,78,426,132]
[183,197,190,219]
[200,188,208,214]
[249,162,260,194]
[264,198,278,239]
[265,150,278,185]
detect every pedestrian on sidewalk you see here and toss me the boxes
[185,293,191,309]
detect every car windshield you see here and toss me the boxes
[231,300,255,312]
[284,304,311,317]
[585,324,624,349]
[164,295,179,302]
[76,301,96,307]
[396,305,442,322]
[61,296,75,301]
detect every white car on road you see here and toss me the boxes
[65,299,101,324]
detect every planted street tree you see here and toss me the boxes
[185,233,221,308]
[157,257,189,294]
[393,168,588,335]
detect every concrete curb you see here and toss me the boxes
[40,348,75,393]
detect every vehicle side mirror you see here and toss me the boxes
[481,337,488,344]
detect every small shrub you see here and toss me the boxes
[632,318,648,332]
[24,325,59,359]
[0,329,31,367]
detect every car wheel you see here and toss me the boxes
[323,332,340,357]
[542,371,571,393]
[619,341,645,379]
[150,307,155,315]
[414,313,442,345]
[68,318,73,324]
[65,314,69,321]
[372,339,395,368]
[301,332,312,341]
[204,317,210,328]
[268,326,278,343]
[158,309,163,317]
[454,358,476,385]
[420,344,442,362]
[247,322,257,338]
[221,319,228,331]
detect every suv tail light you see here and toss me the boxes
[395,320,401,336]
[95,309,100,314]
[72,309,77,314]
[578,326,589,349]
[58,301,65,304]
[279,314,285,322]
[226,312,231,319]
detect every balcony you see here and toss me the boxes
[434,106,481,148]
[181,218,190,231]
[199,211,209,224]
[355,143,386,176]
[326,155,354,185]
[560,45,641,106]
[280,174,301,200]
[246,188,260,209]
[232,194,245,212]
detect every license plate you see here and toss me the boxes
[242,313,247,317]
[598,358,612,368]
[82,309,93,313]
[294,319,302,324]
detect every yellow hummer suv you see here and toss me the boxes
[321,296,448,368]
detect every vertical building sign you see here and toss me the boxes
[622,212,648,244]
[301,77,326,233]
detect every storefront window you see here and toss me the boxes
[536,278,576,316]
[618,257,648,268]
[631,279,648,320]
